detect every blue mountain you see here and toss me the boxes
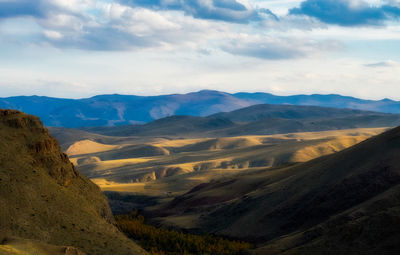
[0,90,399,127]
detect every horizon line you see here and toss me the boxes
[0,89,398,102]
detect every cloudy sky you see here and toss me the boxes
[0,0,400,99]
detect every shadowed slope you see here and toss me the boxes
[0,110,147,255]
[158,126,400,254]
[210,104,379,122]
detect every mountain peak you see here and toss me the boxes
[194,89,227,95]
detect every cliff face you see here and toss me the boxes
[5,109,81,187]
[0,110,146,255]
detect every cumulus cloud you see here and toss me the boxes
[0,1,223,51]
[0,0,380,59]
[118,0,277,23]
[290,0,400,26]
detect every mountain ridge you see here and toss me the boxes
[80,104,400,137]
[2,90,400,127]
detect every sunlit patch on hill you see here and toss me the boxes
[66,139,120,156]
[61,128,388,199]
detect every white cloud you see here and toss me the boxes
[0,0,400,101]
[102,4,180,35]
[51,0,95,11]
[43,30,63,40]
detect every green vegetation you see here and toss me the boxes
[116,211,252,255]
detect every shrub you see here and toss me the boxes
[115,211,252,255]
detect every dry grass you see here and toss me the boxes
[0,238,85,255]
[0,110,147,255]
[68,128,387,198]
[65,139,121,156]
[57,127,389,214]
[155,126,400,255]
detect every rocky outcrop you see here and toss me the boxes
[0,109,147,255]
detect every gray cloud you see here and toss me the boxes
[365,60,400,67]
[0,0,345,58]
[221,36,342,60]
[118,0,277,23]
[42,27,157,51]
[0,0,46,18]
[290,0,400,26]
[35,3,224,51]
[222,40,306,60]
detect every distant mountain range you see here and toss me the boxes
[1,90,400,127]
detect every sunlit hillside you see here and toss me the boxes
[61,128,388,198]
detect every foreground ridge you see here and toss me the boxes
[0,109,147,255]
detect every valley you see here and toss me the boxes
[2,104,400,255]
[51,103,399,203]
[62,128,388,199]
[154,125,400,255]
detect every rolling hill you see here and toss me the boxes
[82,104,400,137]
[0,109,147,255]
[152,126,400,254]
[1,90,400,127]
[55,128,386,202]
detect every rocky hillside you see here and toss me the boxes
[0,110,147,255]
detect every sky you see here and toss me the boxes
[0,0,400,100]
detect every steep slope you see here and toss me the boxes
[1,90,399,127]
[0,110,147,255]
[157,126,400,254]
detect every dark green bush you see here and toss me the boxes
[115,211,252,255]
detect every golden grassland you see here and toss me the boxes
[66,128,388,197]
[65,139,122,156]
